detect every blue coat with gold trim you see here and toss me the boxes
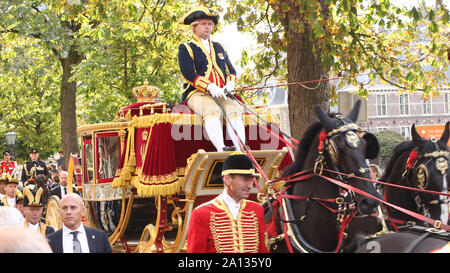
[178,35,236,103]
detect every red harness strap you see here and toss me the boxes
[257,123,296,148]
[324,168,450,198]
[317,174,450,231]
[270,173,356,253]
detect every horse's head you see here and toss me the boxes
[315,100,381,215]
[409,122,449,224]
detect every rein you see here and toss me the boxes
[265,166,450,253]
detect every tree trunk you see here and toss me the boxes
[287,28,330,141]
[275,1,330,141]
[59,47,83,170]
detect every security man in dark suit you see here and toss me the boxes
[21,148,49,184]
[47,193,112,253]
[49,171,79,200]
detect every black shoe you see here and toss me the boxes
[223,146,236,151]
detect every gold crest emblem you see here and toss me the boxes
[416,164,429,189]
[345,131,359,148]
[435,157,448,175]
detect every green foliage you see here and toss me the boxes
[73,0,191,123]
[0,35,61,161]
[220,0,449,102]
[0,0,195,158]
[374,130,406,160]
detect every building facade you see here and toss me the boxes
[338,84,450,140]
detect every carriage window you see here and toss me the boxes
[376,94,387,116]
[96,133,120,183]
[83,137,94,184]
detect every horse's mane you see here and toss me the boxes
[282,121,323,177]
[380,141,414,182]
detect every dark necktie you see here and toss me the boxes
[71,231,82,253]
[64,187,67,195]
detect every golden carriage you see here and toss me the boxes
[46,81,293,252]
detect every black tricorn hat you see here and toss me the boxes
[23,183,46,207]
[2,173,19,185]
[221,152,259,177]
[179,7,218,25]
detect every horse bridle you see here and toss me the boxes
[273,121,370,252]
[317,119,370,184]
[403,140,450,218]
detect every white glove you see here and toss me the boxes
[225,81,236,93]
[207,83,227,100]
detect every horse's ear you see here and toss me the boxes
[439,121,450,144]
[314,104,334,131]
[346,99,361,122]
[411,123,425,149]
[363,133,379,159]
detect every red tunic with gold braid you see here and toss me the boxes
[0,161,15,175]
[187,196,268,253]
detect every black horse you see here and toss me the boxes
[382,122,449,229]
[265,100,381,252]
[354,225,450,253]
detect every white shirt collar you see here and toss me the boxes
[28,222,40,231]
[221,190,241,219]
[62,224,85,236]
[200,38,211,54]
[6,197,16,207]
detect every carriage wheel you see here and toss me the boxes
[46,196,62,230]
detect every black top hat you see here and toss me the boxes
[179,7,218,25]
[221,152,259,177]
[30,147,39,153]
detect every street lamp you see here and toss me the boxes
[5,131,17,159]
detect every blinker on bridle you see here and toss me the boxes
[323,121,362,166]
[404,138,449,190]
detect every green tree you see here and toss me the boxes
[221,0,449,140]
[0,36,61,161]
[0,0,193,163]
[375,130,406,167]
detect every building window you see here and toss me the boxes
[401,126,410,140]
[376,94,387,116]
[422,98,432,114]
[377,127,388,132]
[399,94,409,115]
[445,93,450,114]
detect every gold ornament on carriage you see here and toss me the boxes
[132,80,160,102]
[416,164,429,190]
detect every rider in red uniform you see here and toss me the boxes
[0,151,16,175]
